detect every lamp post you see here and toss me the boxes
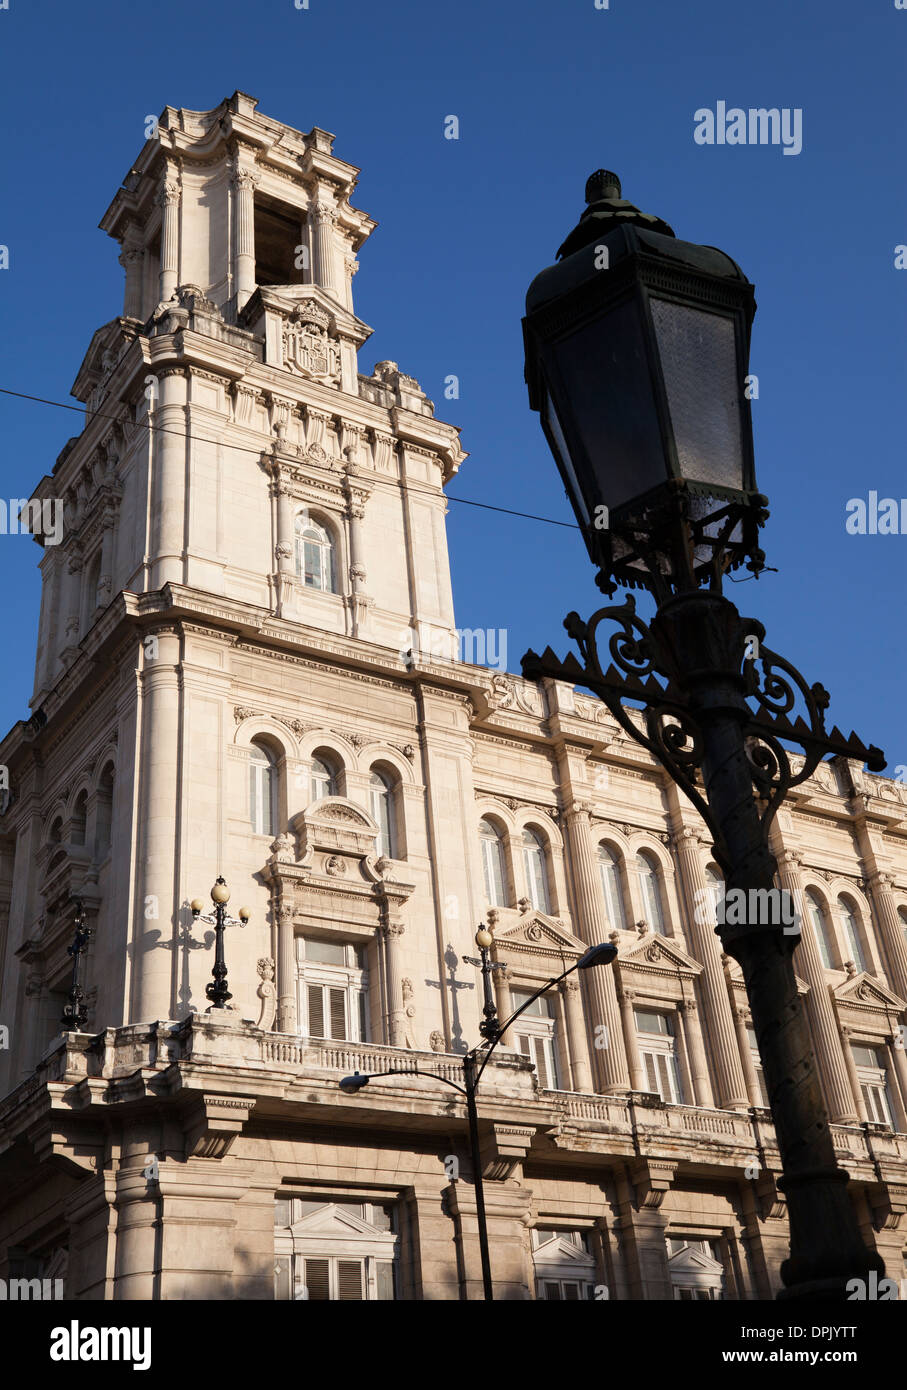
[521,171,885,1300]
[190,876,251,1011]
[60,899,93,1031]
[340,930,617,1300]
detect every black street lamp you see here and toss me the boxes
[60,899,94,1031]
[191,876,250,1011]
[522,171,885,1300]
[340,929,617,1300]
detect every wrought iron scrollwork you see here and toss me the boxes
[524,595,884,873]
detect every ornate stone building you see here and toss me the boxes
[1,91,906,1301]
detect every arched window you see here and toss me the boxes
[637,850,666,934]
[70,790,88,846]
[249,742,277,836]
[369,770,394,858]
[705,865,724,923]
[597,844,628,932]
[479,818,507,908]
[295,516,334,592]
[522,828,550,913]
[95,765,114,858]
[805,889,834,969]
[310,755,336,803]
[838,896,867,974]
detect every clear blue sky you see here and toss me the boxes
[0,0,903,774]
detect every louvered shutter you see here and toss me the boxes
[303,1258,330,1300]
[337,1260,364,1300]
[543,1282,561,1300]
[329,988,347,1040]
[307,985,325,1038]
[563,1282,580,1301]
[357,992,368,1043]
[532,1037,550,1089]
[643,1052,659,1095]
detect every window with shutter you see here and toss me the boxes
[636,1010,683,1103]
[337,1260,364,1301]
[329,988,347,1041]
[307,984,325,1039]
[303,1258,331,1301]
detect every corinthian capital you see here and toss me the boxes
[158,171,181,207]
[231,165,260,193]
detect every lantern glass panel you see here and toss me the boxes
[649,299,744,493]
[543,389,591,528]
[546,295,667,516]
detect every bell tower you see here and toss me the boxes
[0,92,471,1089]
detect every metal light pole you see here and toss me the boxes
[521,171,886,1299]
[340,932,617,1299]
[61,899,94,1031]
[190,876,251,1011]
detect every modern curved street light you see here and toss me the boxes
[340,930,617,1300]
[521,170,885,1300]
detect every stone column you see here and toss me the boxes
[839,1023,868,1122]
[277,901,296,1033]
[274,479,295,578]
[232,164,259,312]
[730,1000,764,1107]
[884,1038,907,1132]
[97,505,117,610]
[618,986,646,1091]
[865,870,907,1002]
[564,806,630,1092]
[344,463,369,637]
[119,225,145,319]
[158,167,181,303]
[382,922,407,1046]
[149,368,187,590]
[492,961,514,1046]
[677,997,713,1107]
[308,202,338,296]
[131,627,181,1023]
[673,827,749,1109]
[774,846,860,1122]
[61,546,84,660]
[561,975,594,1092]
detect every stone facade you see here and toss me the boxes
[1,92,906,1301]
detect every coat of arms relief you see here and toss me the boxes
[281,303,341,385]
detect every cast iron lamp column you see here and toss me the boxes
[521,171,886,1300]
[60,899,94,1031]
[190,876,251,1011]
[339,929,617,1300]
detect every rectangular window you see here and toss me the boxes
[512,988,560,1090]
[635,1009,683,1103]
[298,938,368,1042]
[853,1045,895,1127]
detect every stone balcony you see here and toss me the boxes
[2,1020,905,1209]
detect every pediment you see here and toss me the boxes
[533,1236,596,1267]
[494,913,587,958]
[292,797,379,859]
[834,972,907,1012]
[620,932,702,976]
[241,283,373,347]
[668,1246,723,1277]
[288,1203,385,1240]
[71,319,129,401]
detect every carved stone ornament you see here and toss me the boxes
[324,854,347,876]
[282,303,341,386]
[256,957,276,1031]
[429,1030,446,1053]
